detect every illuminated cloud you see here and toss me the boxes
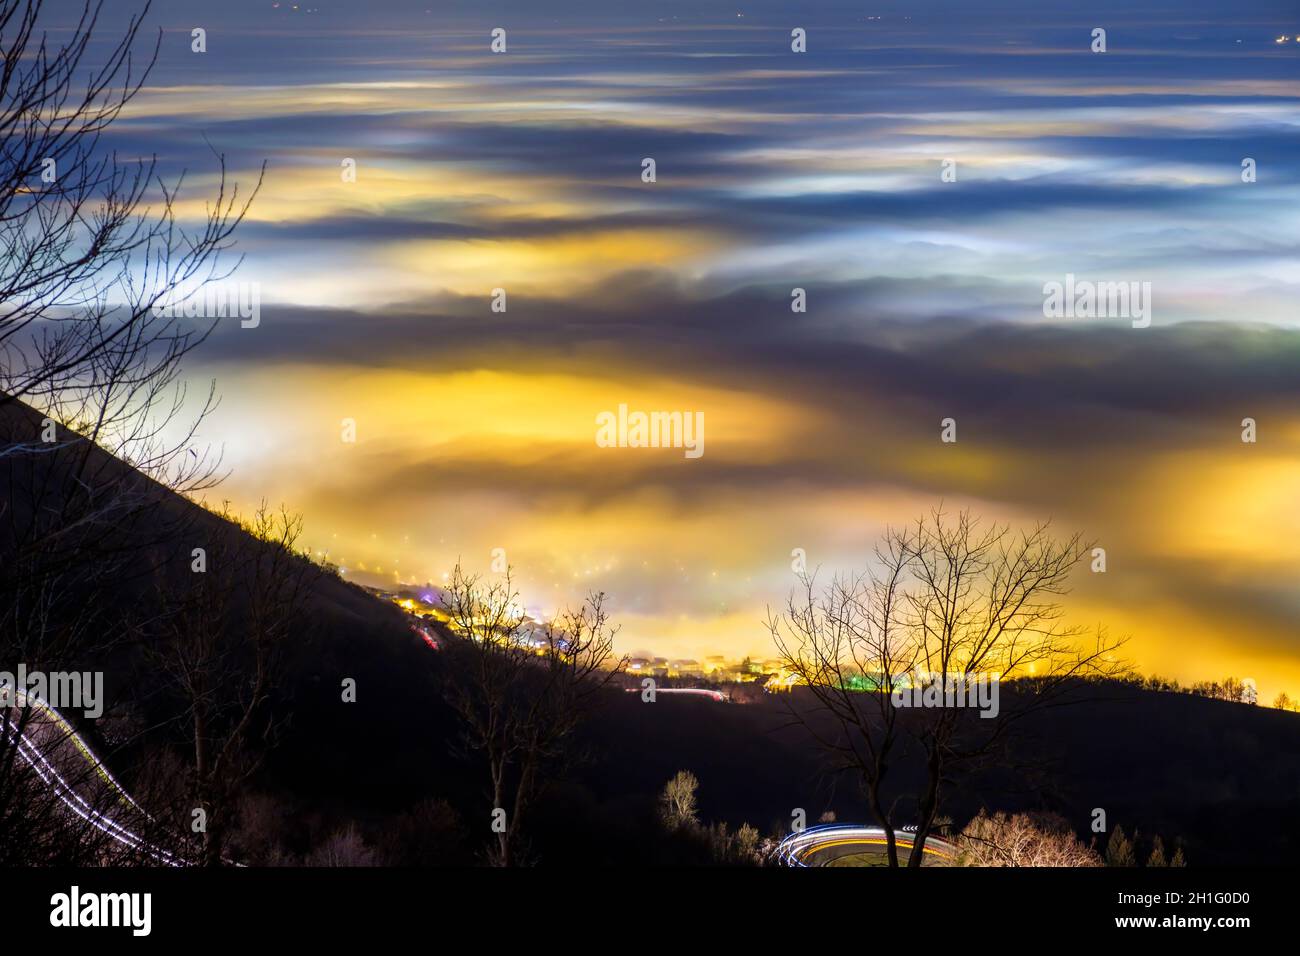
[115,2,1300,698]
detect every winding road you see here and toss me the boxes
[777,824,959,867]
[2,688,178,865]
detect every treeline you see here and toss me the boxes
[1122,673,1299,711]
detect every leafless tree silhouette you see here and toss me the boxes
[767,528,918,866]
[0,0,260,862]
[441,563,624,866]
[144,504,316,866]
[770,508,1128,867]
[957,810,1102,867]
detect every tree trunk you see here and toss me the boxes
[491,759,510,867]
[194,706,222,867]
[867,780,899,868]
[908,747,942,868]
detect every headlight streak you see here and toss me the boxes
[3,689,181,866]
[776,823,958,867]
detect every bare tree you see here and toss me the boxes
[770,508,1127,867]
[901,509,1126,865]
[658,770,700,830]
[1,0,259,666]
[440,563,624,866]
[145,504,316,866]
[957,810,1101,867]
[767,529,917,865]
[0,0,260,862]
[305,824,377,867]
[1,0,261,420]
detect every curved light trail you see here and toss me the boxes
[777,824,959,867]
[2,689,180,865]
[624,686,729,702]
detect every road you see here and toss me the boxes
[2,688,178,865]
[623,687,730,702]
[777,824,959,867]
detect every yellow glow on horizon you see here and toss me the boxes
[1144,451,1300,567]
[196,358,1300,705]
